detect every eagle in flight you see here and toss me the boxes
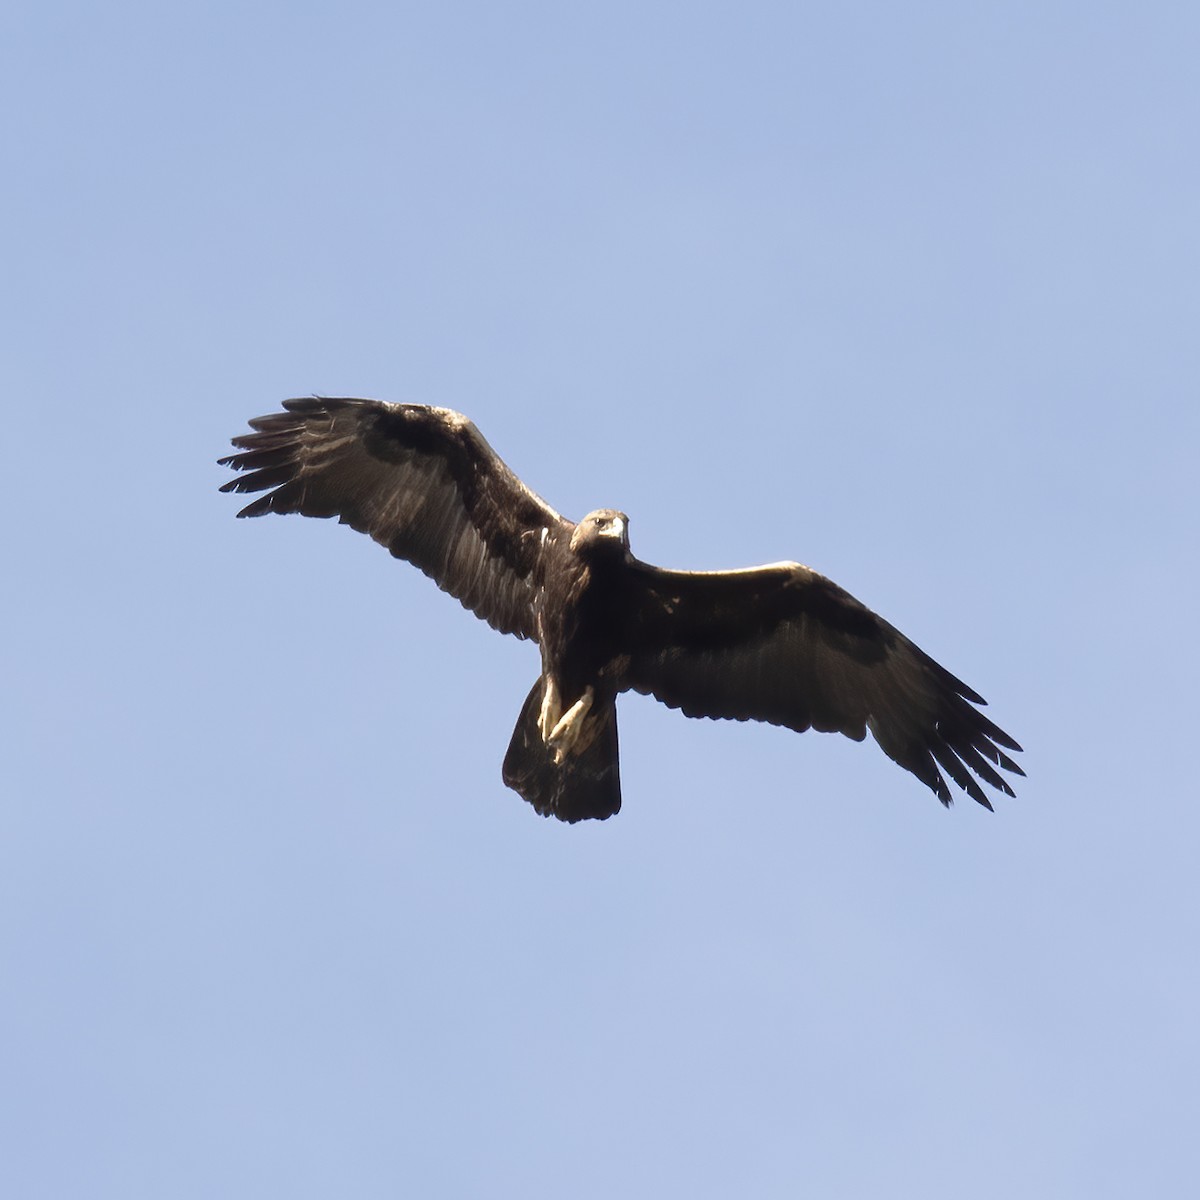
[220,398,1022,822]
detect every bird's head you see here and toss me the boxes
[571,509,631,556]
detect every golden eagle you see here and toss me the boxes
[220,398,1022,821]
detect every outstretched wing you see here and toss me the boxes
[219,398,571,639]
[621,560,1023,809]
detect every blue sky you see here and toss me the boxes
[3,2,1197,1196]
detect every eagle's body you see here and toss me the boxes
[221,398,1022,821]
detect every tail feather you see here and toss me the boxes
[502,680,622,822]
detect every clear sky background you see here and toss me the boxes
[3,2,1197,1196]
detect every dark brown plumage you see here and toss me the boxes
[220,397,1023,821]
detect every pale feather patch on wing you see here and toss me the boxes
[651,561,811,582]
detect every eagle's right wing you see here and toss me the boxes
[621,559,1022,809]
[219,398,572,640]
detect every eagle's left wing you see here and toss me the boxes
[620,559,1022,809]
[220,398,571,640]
